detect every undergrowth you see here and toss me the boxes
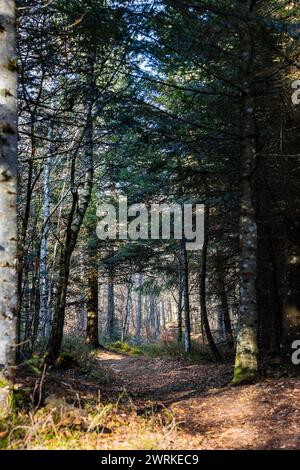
[140,339,229,363]
[0,338,178,450]
[108,341,143,356]
[0,392,177,450]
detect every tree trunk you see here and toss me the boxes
[86,248,101,347]
[39,82,55,338]
[46,51,95,362]
[122,274,133,341]
[149,294,157,339]
[233,5,259,384]
[0,0,18,414]
[282,218,300,360]
[180,239,191,353]
[177,265,183,344]
[107,267,115,341]
[200,208,223,361]
[216,254,234,350]
[136,273,142,339]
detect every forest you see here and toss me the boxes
[0,0,300,452]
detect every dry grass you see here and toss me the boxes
[0,395,178,450]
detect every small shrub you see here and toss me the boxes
[55,352,79,370]
[61,337,113,384]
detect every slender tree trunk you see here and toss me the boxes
[161,299,166,330]
[39,82,55,338]
[177,264,183,343]
[136,273,142,339]
[155,300,160,337]
[180,239,191,353]
[200,208,222,361]
[107,267,115,341]
[122,274,133,341]
[216,254,234,350]
[149,294,157,339]
[233,5,259,383]
[86,248,101,347]
[0,0,18,414]
[46,51,95,362]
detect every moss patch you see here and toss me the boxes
[109,341,143,356]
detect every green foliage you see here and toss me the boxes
[0,376,9,389]
[22,355,43,376]
[61,337,92,370]
[109,341,143,356]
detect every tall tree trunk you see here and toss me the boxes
[86,248,101,347]
[177,265,183,344]
[161,299,166,330]
[282,219,300,358]
[46,51,95,362]
[39,82,55,338]
[200,208,223,361]
[135,273,142,339]
[216,254,234,350]
[122,274,133,341]
[233,4,259,384]
[107,267,115,341]
[180,239,191,353]
[149,294,157,339]
[0,0,18,414]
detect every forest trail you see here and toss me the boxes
[97,351,300,450]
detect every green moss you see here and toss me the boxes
[0,376,9,389]
[109,341,143,356]
[232,365,260,385]
[12,388,31,411]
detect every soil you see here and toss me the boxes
[96,350,300,450]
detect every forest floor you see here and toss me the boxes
[96,350,300,450]
[2,348,300,450]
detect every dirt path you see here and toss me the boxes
[98,350,300,450]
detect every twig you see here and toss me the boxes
[34,363,47,412]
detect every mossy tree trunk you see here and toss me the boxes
[233,1,259,385]
[0,0,18,415]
